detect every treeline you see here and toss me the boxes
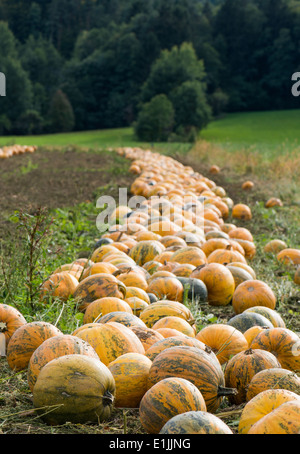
[0,0,299,137]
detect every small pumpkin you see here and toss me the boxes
[0,304,27,353]
[139,300,195,329]
[145,335,208,362]
[40,272,79,303]
[243,325,269,346]
[265,197,283,208]
[147,276,184,302]
[169,246,207,268]
[152,316,196,338]
[264,239,287,254]
[232,203,252,220]
[207,247,247,265]
[139,377,207,434]
[159,411,233,434]
[238,388,300,434]
[277,248,300,266]
[108,352,152,408]
[225,265,253,288]
[224,348,281,405]
[83,297,133,324]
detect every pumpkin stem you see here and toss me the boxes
[102,391,115,407]
[217,386,238,397]
[244,348,254,355]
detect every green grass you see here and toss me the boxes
[199,109,300,157]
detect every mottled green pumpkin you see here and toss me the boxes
[159,411,233,434]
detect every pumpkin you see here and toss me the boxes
[155,328,187,338]
[82,297,133,324]
[228,227,253,242]
[152,316,196,338]
[248,400,300,434]
[242,181,254,191]
[244,306,286,328]
[73,274,126,312]
[176,276,208,303]
[173,264,196,277]
[249,327,300,372]
[130,326,164,351]
[147,276,184,302]
[196,324,248,365]
[129,240,165,266]
[226,261,256,279]
[6,321,62,372]
[145,335,209,362]
[108,352,152,408]
[125,297,149,316]
[53,263,84,281]
[139,300,195,329]
[225,265,253,288]
[117,270,148,291]
[201,238,232,257]
[232,239,256,260]
[96,311,147,329]
[277,248,300,266]
[207,248,247,265]
[159,235,187,249]
[227,312,274,333]
[142,260,163,275]
[243,325,269,346]
[125,287,150,303]
[147,345,237,413]
[91,245,121,262]
[265,197,283,208]
[0,304,27,354]
[159,411,233,434]
[191,263,235,307]
[33,354,115,425]
[246,367,300,401]
[224,348,281,405]
[169,247,207,268]
[81,262,118,279]
[264,239,287,254]
[27,334,100,391]
[238,388,300,434]
[232,280,276,314]
[40,272,79,302]
[232,203,252,220]
[74,321,145,366]
[148,220,181,237]
[139,377,207,434]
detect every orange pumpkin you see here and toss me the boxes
[139,300,195,329]
[277,248,300,266]
[147,276,184,302]
[207,248,247,265]
[152,316,196,338]
[169,246,207,267]
[129,240,165,266]
[40,272,79,302]
[82,297,133,324]
[232,203,252,220]
[246,367,300,401]
[248,400,300,434]
[129,326,164,351]
[0,304,27,350]
[232,280,276,314]
[264,239,287,254]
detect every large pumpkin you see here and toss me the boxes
[27,334,100,391]
[73,274,127,311]
[249,327,300,372]
[244,306,286,328]
[191,263,235,307]
[232,280,276,314]
[248,400,300,434]
[246,367,300,401]
[238,388,300,434]
[168,247,207,267]
[195,324,248,365]
[147,276,184,302]
[224,348,281,405]
[207,248,247,265]
[82,297,132,324]
[139,300,195,329]
[33,354,115,425]
[159,411,233,434]
[6,321,62,372]
[74,321,145,365]
[147,345,237,413]
[108,352,152,408]
[139,377,207,434]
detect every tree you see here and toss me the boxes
[48,89,75,132]
[134,94,175,142]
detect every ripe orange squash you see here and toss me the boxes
[277,248,300,266]
[159,235,187,249]
[139,300,194,329]
[6,321,62,372]
[125,297,149,316]
[0,304,27,351]
[249,327,300,372]
[201,238,232,257]
[117,270,148,291]
[27,334,100,391]
[33,354,115,425]
[224,348,281,405]
[207,248,247,265]
[172,264,196,277]
[139,377,207,434]
[238,388,300,434]
[159,410,233,434]
[129,240,165,266]
[91,245,121,262]
[195,324,248,365]
[152,316,196,338]
[248,400,300,434]
[226,261,256,279]
[108,352,152,408]
[82,297,133,324]
[129,326,164,351]
[228,227,253,242]
[145,336,208,362]
[232,280,276,314]
[96,311,147,329]
[147,345,237,413]
[265,197,283,208]
[155,328,186,338]
[232,239,256,260]
[246,367,300,401]
[232,203,252,220]
[243,325,269,346]
[169,247,207,268]
[81,262,118,280]
[74,321,145,366]
[225,265,253,288]
[142,260,163,275]
[40,272,79,303]
[125,287,150,303]
[264,239,287,254]
[73,273,127,311]
[53,263,84,281]
[147,276,184,302]
[191,263,235,307]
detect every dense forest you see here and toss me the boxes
[0,0,299,136]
